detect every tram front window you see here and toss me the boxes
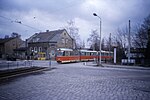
[57,51,64,56]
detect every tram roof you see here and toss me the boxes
[57,48,73,51]
[98,50,113,53]
[80,50,97,53]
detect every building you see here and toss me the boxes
[0,36,23,60]
[14,41,27,60]
[27,29,74,60]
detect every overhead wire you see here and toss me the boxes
[0,1,82,32]
[0,15,41,31]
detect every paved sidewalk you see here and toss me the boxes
[85,61,150,70]
[103,63,150,70]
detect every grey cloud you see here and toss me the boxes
[0,0,82,14]
[0,0,150,42]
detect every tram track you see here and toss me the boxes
[0,67,50,80]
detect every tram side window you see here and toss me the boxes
[91,52,96,55]
[70,51,74,56]
[111,53,114,57]
[65,51,70,56]
[81,52,85,55]
[86,52,90,56]
[101,52,104,56]
[94,52,97,55]
[81,52,85,56]
[74,51,79,55]
[105,53,108,56]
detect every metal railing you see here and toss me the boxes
[0,60,55,71]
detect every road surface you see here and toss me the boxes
[0,62,150,100]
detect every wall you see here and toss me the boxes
[4,37,22,58]
[57,31,73,49]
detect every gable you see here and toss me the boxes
[28,29,72,43]
[60,29,73,40]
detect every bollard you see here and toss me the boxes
[7,62,9,70]
[49,60,51,68]
[30,60,32,67]
[83,62,86,65]
[7,61,11,70]
[25,60,26,67]
[17,61,19,68]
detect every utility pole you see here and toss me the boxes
[128,20,131,64]
[109,33,111,62]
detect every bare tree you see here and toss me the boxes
[81,40,85,49]
[111,14,150,64]
[134,14,150,60]
[66,20,81,49]
[105,34,113,51]
[101,38,105,50]
[112,26,130,63]
[11,32,21,38]
[4,35,9,38]
[116,27,129,49]
[87,29,99,51]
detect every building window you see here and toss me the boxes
[33,38,40,42]
[30,47,33,51]
[51,44,55,47]
[34,47,37,52]
[0,47,2,52]
[12,41,15,46]
[65,39,68,44]
[39,47,42,52]
[62,38,65,44]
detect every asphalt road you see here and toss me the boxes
[0,62,150,100]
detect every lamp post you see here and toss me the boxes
[93,13,102,66]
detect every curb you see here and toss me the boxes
[103,65,150,70]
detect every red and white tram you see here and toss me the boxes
[56,48,113,63]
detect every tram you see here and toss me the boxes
[56,48,113,63]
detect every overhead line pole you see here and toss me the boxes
[128,20,131,64]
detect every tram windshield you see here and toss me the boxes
[57,51,64,56]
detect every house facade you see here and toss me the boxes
[28,29,74,60]
[0,36,23,60]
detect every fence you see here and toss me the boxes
[0,60,53,71]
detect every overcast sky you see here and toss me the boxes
[0,0,150,46]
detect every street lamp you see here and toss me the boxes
[93,13,102,66]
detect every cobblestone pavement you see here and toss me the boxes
[0,62,150,100]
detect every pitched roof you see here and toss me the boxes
[29,29,67,43]
[0,37,16,44]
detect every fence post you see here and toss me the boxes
[7,62,9,70]
[49,58,51,68]
[17,61,19,68]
